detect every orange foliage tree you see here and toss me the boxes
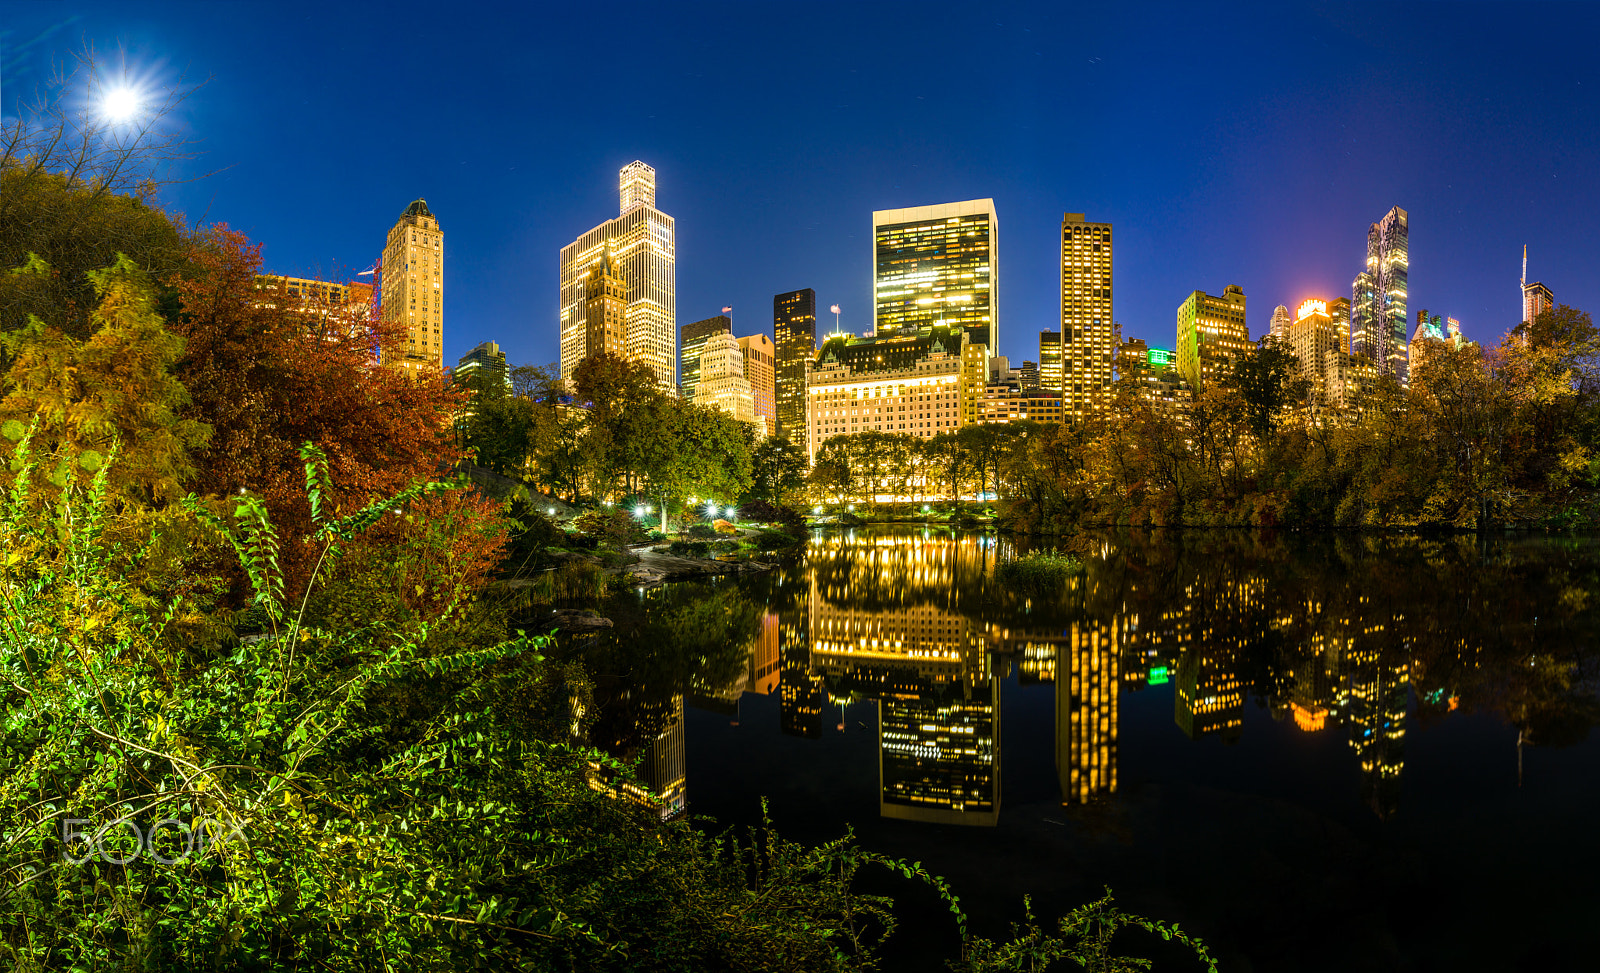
[168,227,506,615]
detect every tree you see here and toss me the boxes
[0,253,210,504]
[747,435,808,507]
[637,400,754,533]
[1223,342,1308,439]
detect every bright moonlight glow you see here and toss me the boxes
[101,87,141,123]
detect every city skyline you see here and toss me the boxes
[9,2,1594,372]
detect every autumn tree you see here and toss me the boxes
[0,253,210,504]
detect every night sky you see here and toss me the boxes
[4,1,1596,369]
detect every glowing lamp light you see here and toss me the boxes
[100,86,142,123]
[634,506,646,518]
[547,507,555,515]
[724,506,736,518]
[1296,299,1328,321]
[812,505,822,514]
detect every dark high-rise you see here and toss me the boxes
[679,314,731,402]
[774,289,817,442]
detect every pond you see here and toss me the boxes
[552,528,1600,971]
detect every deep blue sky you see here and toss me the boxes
[4,1,1596,368]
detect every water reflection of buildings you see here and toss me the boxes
[1005,622,1120,806]
[605,694,687,820]
[806,533,1002,826]
[754,534,1422,827]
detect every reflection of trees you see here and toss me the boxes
[546,582,763,761]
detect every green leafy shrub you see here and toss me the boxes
[754,529,802,551]
[667,539,712,558]
[501,496,563,575]
[684,523,718,540]
[996,549,1084,597]
[574,506,647,550]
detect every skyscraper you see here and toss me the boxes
[381,199,443,378]
[1288,299,1344,409]
[455,340,507,392]
[873,199,998,352]
[1350,206,1409,385]
[1038,330,1064,393]
[679,315,730,402]
[738,333,777,434]
[583,252,627,361]
[1175,285,1248,393]
[1269,304,1291,343]
[559,161,676,390]
[1058,213,1115,418]
[773,289,817,443]
[694,331,764,437]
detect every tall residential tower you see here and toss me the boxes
[560,162,676,391]
[381,199,444,378]
[1056,213,1115,419]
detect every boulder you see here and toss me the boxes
[544,609,613,633]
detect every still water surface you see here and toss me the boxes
[566,529,1600,971]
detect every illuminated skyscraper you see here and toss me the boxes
[873,199,998,352]
[583,252,627,361]
[381,199,443,378]
[454,340,507,392]
[1329,296,1352,351]
[1288,299,1345,409]
[1175,285,1248,393]
[1350,206,1409,384]
[1269,304,1291,343]
[560,161,676,390]
[694,331,764,436]
[738,333,777,434]
[774,289,817,442]
[679,315,730,402]
[1038,330,1064,393]
[1058,213,1115,418]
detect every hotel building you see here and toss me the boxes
[1175,285,1249,393]
[380,199,444,378]
[559,161,676,391]
[805,328,967,462]
[774,289,817,442]
[1056,213,1116,418]
[873,199,998,353]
